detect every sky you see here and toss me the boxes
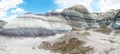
[19,0,57,14]
[0,0,120,20]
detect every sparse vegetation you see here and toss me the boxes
[95,26,112,34]
[39,38,93,54]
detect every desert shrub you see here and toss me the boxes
[71,27,81,31]
[114,30,120,35]
[39,38,93,54]
[71,28,77,31]
[84,27,90,30]
[72,31,81,35]
[81,31,91,36]
[95,26,112,34]
[40,41,52,50]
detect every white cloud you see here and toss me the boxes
[11,8,25,13]
[0,11,7,17]
[55,0,93,12]
[9,14,18,19]
[47,9,63,13]
[98,0,120,12]
[0,0,24,19]
[2,14,18,21]
[0,0,23,11]
[55,9,63,12]
[55,0,120,12]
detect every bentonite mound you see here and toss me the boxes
[0,5,120,37]
[0,20,7,28]
[61,5,90,17]
[67,5,90,14]
[61,5,99,30]
[0,14,70,37]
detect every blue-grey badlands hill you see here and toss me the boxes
[0,5,120,37]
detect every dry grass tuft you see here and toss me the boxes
[39,38,93,54]
[95,26,112,34]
